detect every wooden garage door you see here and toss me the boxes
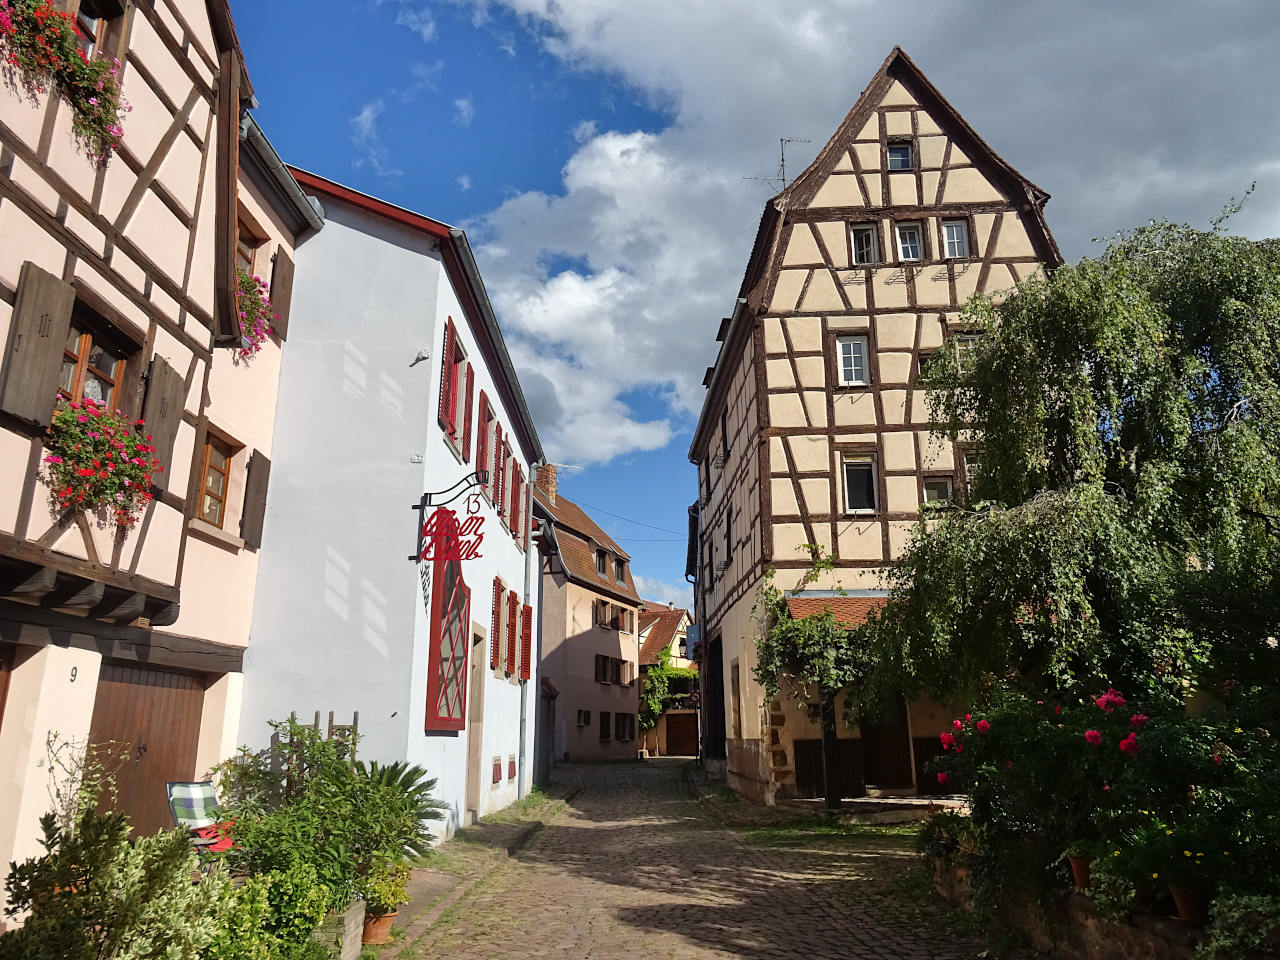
[666,713,698,756]
[89,663,205,836]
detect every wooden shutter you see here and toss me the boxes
[505,589,518,674]
[269,245,295,340]
[437,320,456,434]
[0,262,76,427]
[491,577,503,668]
[492,424,504,510]
[475,392,490,479]
[213,48,241,340]
[239,450,271,548]
[519,603,533,680]
[140,356,186,491]
[509,467,521,539]
[461,365,474,463]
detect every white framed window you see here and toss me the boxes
[963,454,981,496]
[943,219,971,259]
[887,143,913,170]
[923,478,953,504]
[850,224,879,265]
[836,336,869,387]
[842,456,878,514]
[896,222,923,262]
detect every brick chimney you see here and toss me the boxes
[535,462,557,505]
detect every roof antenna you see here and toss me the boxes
[743,137,812,192]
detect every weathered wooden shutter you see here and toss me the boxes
[475,392,489,479]
[437,320,456,434]
[505,589,518,674]
[520,603,533,680]
[490,577,503,668]
[239,450,271,548]
[213,48,241,340]
[269,245,295,340]
[0,262,76,427]
[140,356,186,491]
[461,364,474,463]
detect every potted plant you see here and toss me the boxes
[1064,841,1096,890]
[360,861,410,945]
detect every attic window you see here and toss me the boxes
[595,549,607,576]
[887,143,913,170]
[613,557,625,582]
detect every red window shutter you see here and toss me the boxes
[438,319,457,434]
[491,577,503,668]
[505,589,518,674]
[475,392,490,481]
[510,467,522,540]
[492,425,504,513]
[519,603,533,680]
[461,365,474,462]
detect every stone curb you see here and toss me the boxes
[399,785,584,945]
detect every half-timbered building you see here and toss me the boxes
[689,48,1061,803]
[238,169,544,836]
[0,0,318,873]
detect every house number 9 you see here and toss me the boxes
[70,666,78,682]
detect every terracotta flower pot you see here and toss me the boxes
[362,909,399,944]
[1169,886,1208,925]
[1067,856,1091,890]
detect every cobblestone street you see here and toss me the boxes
[408,760,1009,960]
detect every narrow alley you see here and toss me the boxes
[408,760,1006,960]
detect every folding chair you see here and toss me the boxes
[166,781,234,856]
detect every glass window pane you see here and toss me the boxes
[204,467,225,497]
[82,372,111,404]
[201,494,223,527]
[852,227,876,265]
[66,327,84,355]
[60,358,78,395]
[887,145,912,169]
[898,226,921,261]
[87,340,123,372]
[845,460,875,511]
[924,479,952,503]
[207,445,228,470]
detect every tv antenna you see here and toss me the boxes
[743,137,812,192]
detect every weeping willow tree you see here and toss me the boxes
[860,211,1280,715]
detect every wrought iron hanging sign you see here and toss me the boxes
[410,469,489,562]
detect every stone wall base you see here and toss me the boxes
[932,858,1201,960]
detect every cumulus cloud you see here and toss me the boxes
[453,97,476,126]
[457,174,472,191]
[456,0,1280,466]
[349,100,402,178]
[373,0,437,42]
[632,574,693,613]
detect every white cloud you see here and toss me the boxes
[457,174,472,191]
[455,0,1280,467]
[373,0,437,42]
[397,59,446,100]
[632,574,693,613]
[349,100,402,178]
[453,97,476,126]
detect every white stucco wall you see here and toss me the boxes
[240,194,537,837]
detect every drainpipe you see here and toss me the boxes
[517,458,544,798]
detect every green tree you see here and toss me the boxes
[860,214,1280,713]
[640,647,699,731]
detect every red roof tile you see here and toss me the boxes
[785,596,886,627]
[638,607,689,665]
[533,489,640,603]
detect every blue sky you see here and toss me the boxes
[229,0,1280,608]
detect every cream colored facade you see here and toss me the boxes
[0,0,317,883]
[689,48,1059,803]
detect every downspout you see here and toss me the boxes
[517,459,544,798]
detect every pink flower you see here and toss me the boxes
[1130,714,1149,729]
[1054,705,1062,715]
[975,719,990,736]
[937,772,950,786]
[939,732,956,751]
[1084,730,1102,746]
[954,743,964,754]
[1102,783,1110,791]
[1119,733,1140,756]
[952,719,963,730]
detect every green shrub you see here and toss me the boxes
[0,811,223,960]
[1196,894,1280,960]
[204,862,329,960]
[358,861,410,916]
[355,760,448,859]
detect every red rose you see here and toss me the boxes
[1084,730,1102,746]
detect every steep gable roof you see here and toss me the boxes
[533,489,640,604]
[638,606,689,665]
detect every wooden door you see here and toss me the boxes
[860,698,914,787]
[666,713,698,756]
[89,663,205,836]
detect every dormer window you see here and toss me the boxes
[614,557,625,582]
[887,143,913,170]
[595,549,607,576]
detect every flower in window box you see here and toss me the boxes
[234,268,278,362]
[43,398,160,527]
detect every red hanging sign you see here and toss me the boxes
[420,504,485,562]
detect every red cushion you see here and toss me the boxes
[192,821,235,853]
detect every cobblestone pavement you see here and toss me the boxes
[409,759,1016,960]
